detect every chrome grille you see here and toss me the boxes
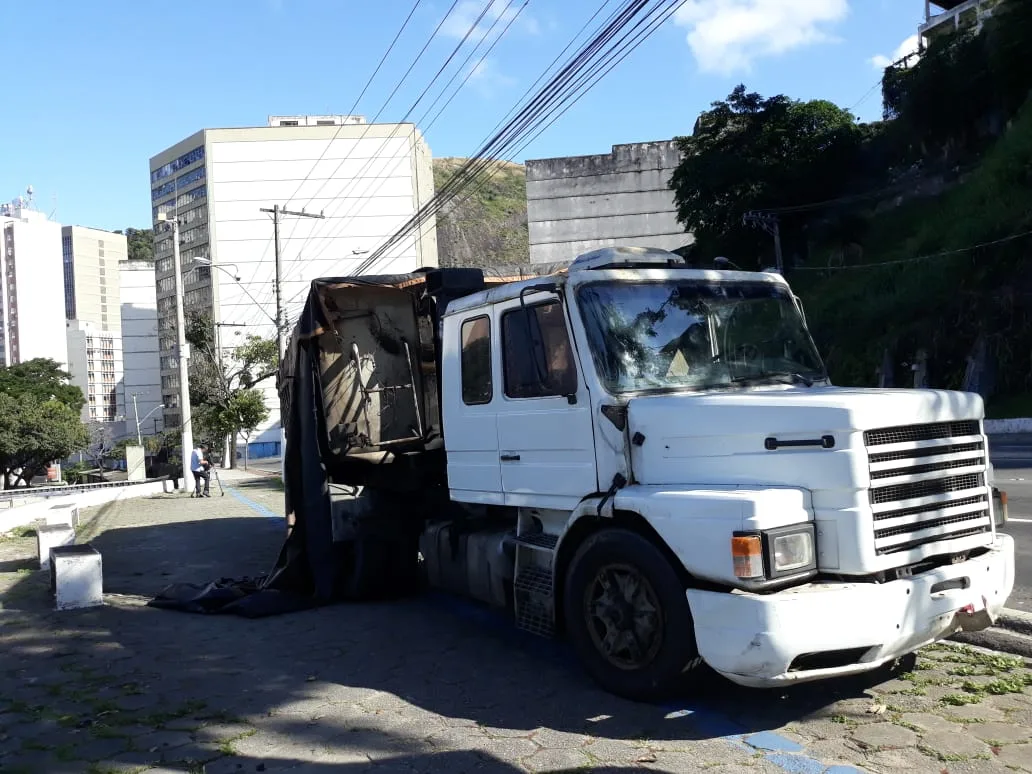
[865,421,991,556]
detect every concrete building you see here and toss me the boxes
[525,141,688,265]
[920,0,998,50]
[65,320,123,423]
[148,114,436,455]
[61,225,127,430]
[0,202,68,370]
[118,261,163,440]
[62,226,126,332]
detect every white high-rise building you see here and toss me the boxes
[148,115,437,456]
[62,225,128,426]
[65,320,122,423]
[0,202,68,370]
[119,260,164,440]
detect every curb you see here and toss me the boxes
[999,607,1032,636]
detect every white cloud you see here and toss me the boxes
[466,57,517,97]
[869,34,920,69]
[442,0,537,40]
[673,0,850,75]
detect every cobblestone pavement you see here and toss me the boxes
[1,475,1030,774]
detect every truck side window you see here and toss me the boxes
[502,302,577,399]
[461,316,492,405]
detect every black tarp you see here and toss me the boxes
[149,264,570,617]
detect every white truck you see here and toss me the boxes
[280,246,1015,701]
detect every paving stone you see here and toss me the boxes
[528,726,589,749]
[943,703,1008,723]
[994,743,1032,771]
[865,745,944,772]
[899,712,958,734]
[919,730,993,760]
[967,721,1032,744]
[850,722,919,750]
[524,746,591,771]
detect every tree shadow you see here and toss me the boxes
[0,516,903,772]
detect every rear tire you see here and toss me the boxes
[563,528,703,701]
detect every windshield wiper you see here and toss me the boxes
[731,372,815,388]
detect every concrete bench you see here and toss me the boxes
[36,523,76,570]
[43,503,80,528]
[49,544,103,610]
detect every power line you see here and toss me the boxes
[355,0,682,277]
[349,0,683,278]
[288,0,503,266]
[793,228,1032,272]
[292,0,530,271]
[283,0,636,301]
[273,0,426,272]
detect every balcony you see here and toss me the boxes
[920,0,997,47]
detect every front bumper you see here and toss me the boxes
[687,534,1015,688]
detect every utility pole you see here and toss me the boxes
[132,393,141,446]
[742,211,784,273]
[259,205,324,469]
[158,212,192,489]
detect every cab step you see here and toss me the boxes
[514,564,555,638]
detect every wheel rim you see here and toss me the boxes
[583,562,664,671]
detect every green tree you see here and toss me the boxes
[0,358,85,412]
[0,393,89,489]
[115,228,154,262]
[669,86,864,267]
[185,312,277,467]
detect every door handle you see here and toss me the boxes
[500,454,521,462]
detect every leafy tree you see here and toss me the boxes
[197,390,269,470]
[0,359,85,412]
[185,312,277,467]
[84,421,115,469]
[669,86,864,267]
[114,227,154,262]
[0,394,89,489]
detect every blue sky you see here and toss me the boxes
[0,0,923,233]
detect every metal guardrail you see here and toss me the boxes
[0,477,170,506]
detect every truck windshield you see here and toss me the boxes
[576,280,827,395]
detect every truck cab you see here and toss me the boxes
[285,246,1015,701]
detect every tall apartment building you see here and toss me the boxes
[62,226,127,425]
[0,202,68,370]
[148,115,437,454]
[65,320,122,422]
[119,261,164,439]
[525,141,689,265]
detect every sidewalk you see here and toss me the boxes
[0,473,1030,773]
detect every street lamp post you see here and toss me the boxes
[157,212,192,490]
[132,393,166,447]
[193,256,282,472]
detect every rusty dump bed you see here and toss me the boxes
[278,264,567,499]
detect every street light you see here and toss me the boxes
[193,256,285,474]
[156,211,192,490]
[193,257,277,327]
[131,393,166,446]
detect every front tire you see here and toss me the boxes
[563,528,703,701]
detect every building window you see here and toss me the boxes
[279,120,299,126]
[460,316,492,405]
[501,302,577,399]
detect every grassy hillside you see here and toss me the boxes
[433,158,529,268]
[797,100,1032,410]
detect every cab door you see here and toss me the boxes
[493,295,597,509]
[442,312,503,504]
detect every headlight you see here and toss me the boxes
[732,523,817,584]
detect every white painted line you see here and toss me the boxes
[1006,518,1032,523]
